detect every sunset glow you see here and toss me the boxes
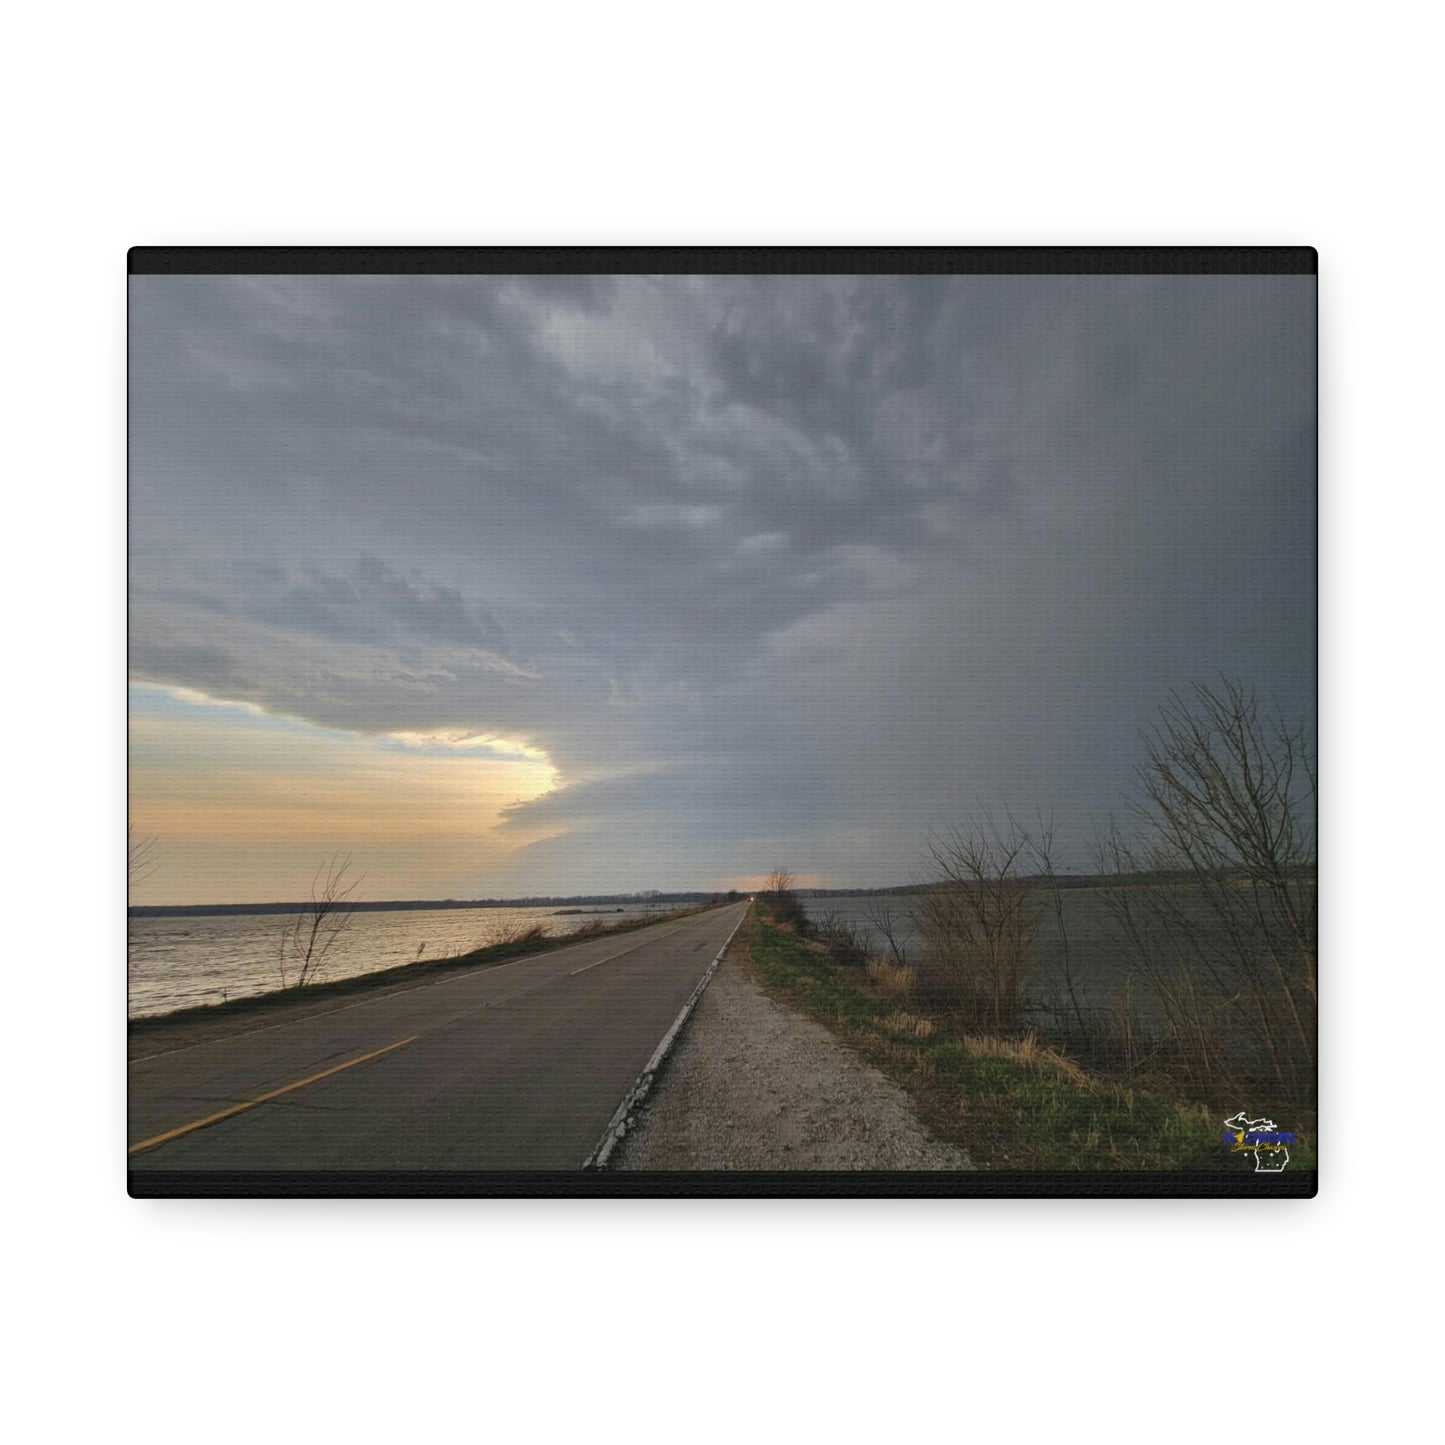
[128,687,558,902]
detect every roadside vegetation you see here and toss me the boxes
[749,901,1314,1171]
[277,852,365,988]
[128,827,160,888]
[755,680,1316,1170]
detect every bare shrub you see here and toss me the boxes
[480,918,551,949]
[761,866,809,932]
[813,911,871,968]
[278,853,364,989]
[862,898,913,965]
[128,827,159,889]
[916,813,1036,1029]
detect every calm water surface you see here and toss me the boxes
[128,902,677,1018]
[802,891,1138,1027]
[805,885,1310,1038]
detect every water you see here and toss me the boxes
[128,902,680,1018]
[804,884,1313,1040]
[801,890,1159,1028]
[803,895,925,956]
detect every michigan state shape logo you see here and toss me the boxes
[1223,1111,1294,1172]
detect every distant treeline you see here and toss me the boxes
[795,877,1124,898]
[129,891,736,919]
[131,868,1315,918]
[794,867,1316,898]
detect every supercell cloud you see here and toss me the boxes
[129,273,1315,898]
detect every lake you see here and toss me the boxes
[802,889,1180,1032]
[128,901,685,1018]
[806,883,1313,1045]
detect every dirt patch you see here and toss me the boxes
[613,949,973,1171]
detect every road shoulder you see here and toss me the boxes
[613,920,973,1171]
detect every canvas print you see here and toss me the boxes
[127,248,1317,1196]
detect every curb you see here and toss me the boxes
[582,907,748,1169]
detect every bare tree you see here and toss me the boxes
[918,811,1036,1029]
[1139,679,1316,998]
[278,853,365,989]
[862,897,912,966]
[764,867,796,896]
[1097,680,1316,1107]
[761,866,807,930]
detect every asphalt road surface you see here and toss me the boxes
[129,901,750,1174]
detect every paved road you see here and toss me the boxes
[129,901,749,1173]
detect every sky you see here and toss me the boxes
[128,272,1315,904]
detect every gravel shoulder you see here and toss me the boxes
[613,936,973,1171]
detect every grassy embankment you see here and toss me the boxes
[129,901,724,1040]
[743,904,1315,1171]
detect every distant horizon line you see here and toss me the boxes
[127,886,929,916]
[127,870,1183,916]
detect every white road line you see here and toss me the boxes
[583,906,748,1168]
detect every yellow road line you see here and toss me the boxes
[132,912,737,1064]
[569,949,631,976]
[128,1035,419,1157]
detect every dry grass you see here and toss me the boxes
[478,919,552,949]
[867,958,918,999]
[881,1010,935,1038]
[1103,982,1145,1074]
[959,1029,1092,1088]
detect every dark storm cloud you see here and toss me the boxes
[265,554,509,653]
[129,272,1315,885]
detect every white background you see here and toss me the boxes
[4,2,1436,1440]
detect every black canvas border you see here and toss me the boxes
[127,246,1318,1201]
[130,1169,1318,1198]
[128,246,1316,275]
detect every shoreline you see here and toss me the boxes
[128,901,726,1057]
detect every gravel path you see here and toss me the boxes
[613,949,973,1171]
